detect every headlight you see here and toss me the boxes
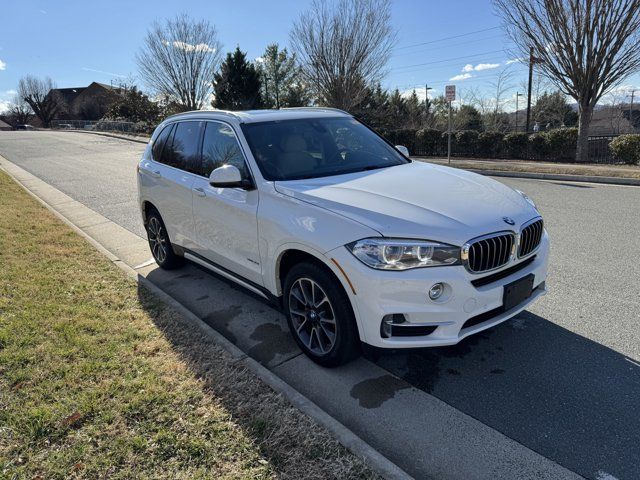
[347,238,460,270]
[515,189,537,209]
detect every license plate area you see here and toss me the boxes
[503,274,535,311]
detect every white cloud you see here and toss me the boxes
[0,99,10,114]
[450,73,473,81]
[5,89,16,95]
[163,40,216,53]
[506,58,524,65]
[474,63,500,71]
[0,59,6,71]
[462,62,500,72]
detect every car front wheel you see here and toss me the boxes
[284,262,360,367]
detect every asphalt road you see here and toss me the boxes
[2,131,639,479]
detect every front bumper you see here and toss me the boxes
[327,231,549,349]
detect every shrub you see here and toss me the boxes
[415,128,443,155]
[382,128,418,154]
[609,134,640,165]
[546,127,578,161]
[528,133,550,159]
[503,133,529,159]
[478,131,504,157]
[454,130,480,155]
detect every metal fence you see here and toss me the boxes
[404,133,621,164]
[51,119,139,133]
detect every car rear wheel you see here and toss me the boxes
[145,209,183,270]
[284,262,360,367]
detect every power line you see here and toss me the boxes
[394,69,514,90]
[393,49,507,72]
[394,26,502,51]
[392,34,507,58]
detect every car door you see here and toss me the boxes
[191,121,262,285]
[149,121,203,248]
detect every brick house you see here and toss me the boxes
[49,82,123,121]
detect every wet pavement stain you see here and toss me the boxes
[490,368,506,374]
[350,375,411,409]
[373,330,493,393]
[201,305,243,344]
[247,323,297,365]
[176,273,191,279]
[195,294,209,301]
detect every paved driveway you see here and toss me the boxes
[2,131,639,479]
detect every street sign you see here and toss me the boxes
[445,85,456,102]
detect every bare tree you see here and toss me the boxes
[489,68,515,116]
[136,14,222,111]
[18,76,63,127]
[8,94,34,125]
[290,0,396,111]
[494,0,640,161]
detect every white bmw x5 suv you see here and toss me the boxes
[137,108,548,367]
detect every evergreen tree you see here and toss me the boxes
[105,86,160,123]
[256,44,309,108]
[532,91,576,128]
[213,47,262,110]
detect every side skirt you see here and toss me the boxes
[182,248,281,308]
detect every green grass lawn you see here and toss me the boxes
[0,170,374,479]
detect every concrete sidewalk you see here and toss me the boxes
[0,154,582,480]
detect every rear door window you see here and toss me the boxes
[161,121,203,173]
[152,124,173,162]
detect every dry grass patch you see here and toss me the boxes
[0,170,377,480]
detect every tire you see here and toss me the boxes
[145,208,184,270]
[283,262,360,367]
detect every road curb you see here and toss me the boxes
[62,129,150,144]
[464,168,640,186]
[0,155,413,480]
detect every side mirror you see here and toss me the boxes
[209,165,253,189]
[395,145,410,157]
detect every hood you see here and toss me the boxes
[274,161,539,246]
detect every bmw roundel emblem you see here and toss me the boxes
[502,216,515,225]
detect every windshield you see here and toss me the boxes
[240,117,409,181]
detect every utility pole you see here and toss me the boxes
[525,46,534,134]
[424,83,431,125]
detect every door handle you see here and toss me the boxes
[149,170,161,178]
[193,187,206,197]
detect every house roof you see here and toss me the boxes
[0,119,12,128]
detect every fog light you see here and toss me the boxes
[380,314,406,338]
[429,283,444,300]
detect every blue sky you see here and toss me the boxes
[1,0,638,111]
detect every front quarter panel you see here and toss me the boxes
[258,185,379,295]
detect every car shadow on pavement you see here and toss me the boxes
[370,310,640,480]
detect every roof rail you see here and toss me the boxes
[164,109,242,121]
[281,106,351,115]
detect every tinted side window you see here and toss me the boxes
[152,124,173,162]
[201,122,248,178]
[162,121,202,173]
